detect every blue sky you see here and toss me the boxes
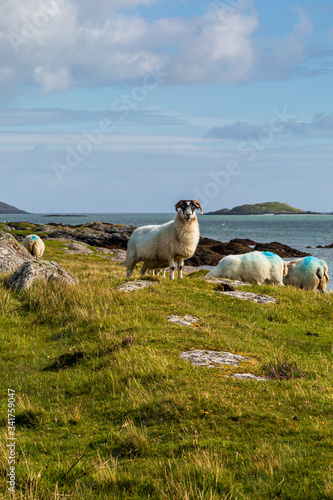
[0,0,332,213]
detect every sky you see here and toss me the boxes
[0,0,332,213]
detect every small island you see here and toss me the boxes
[206,202,319,215]
[0,201,29,214]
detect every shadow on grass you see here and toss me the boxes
[43,351,87,372]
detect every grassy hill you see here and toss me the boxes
[0,229,332,499]
[207,202,316,215]
[0,201,29,214]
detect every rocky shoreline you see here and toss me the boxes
[4,221,310,266]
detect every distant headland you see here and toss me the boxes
[206,202,320,216]
[0,201,29,214]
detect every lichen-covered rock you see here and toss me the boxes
[0,231,32,274]
[217,290,277,304]
[205,277,250,287]
[118,280,155,292]
[8,260,78,291]
[167,315,200,327]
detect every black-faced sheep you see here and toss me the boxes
[125,200,203,279]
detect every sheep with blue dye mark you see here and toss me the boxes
[126,200,203,279]
[206,251,288,285]
[23,234,45,259]
[284,256,330,292]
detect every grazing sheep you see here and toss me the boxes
[23,234,45,259]
[206,251,287,285]
[284,256,330,292]
[126,200,203,279]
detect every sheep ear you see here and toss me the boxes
[325,271,330,282]
[193,200,203,214]
[175,200,184,211]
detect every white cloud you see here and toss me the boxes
[0,0,323,93]
[0,0,259,92]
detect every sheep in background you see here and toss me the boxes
[126,200,203,279]
[141,263,167,277]
[284,256,330,292]
[23,234,45,259]
[206,251,287,285]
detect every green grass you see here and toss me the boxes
[0,240,333,499]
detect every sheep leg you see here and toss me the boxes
[141,263,148,275]
[178,259,184,279]
[169,259,176,280]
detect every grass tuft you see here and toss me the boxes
[261,358,305,380]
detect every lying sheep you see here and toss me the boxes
[126,199,203,279]
[23,234,45,258]
[284,256,330,292]
[206,251,287,285]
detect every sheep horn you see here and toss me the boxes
[325,271,330,282]
[193,200,203,214]
[175,200,184,211]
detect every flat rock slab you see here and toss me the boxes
[64,242,94,255]
[167,315,200,327]
[180,350,250,367]
[118,280,156,292]
[8,260,78,291]
[218,291,277,304]
[0,231,32,274]
[205,277,250,287]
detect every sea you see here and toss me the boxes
[2,213,333,289]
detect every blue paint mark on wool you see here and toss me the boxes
[31,235,38,241]
[302,256,319,268]
[262,252,277,258]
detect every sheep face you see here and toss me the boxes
[175,200,203,222]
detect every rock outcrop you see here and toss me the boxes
[64,242,94,255]
[2,222,309,267]
[8,260,78,291]
[186,237,309,266]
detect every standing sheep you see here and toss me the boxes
[23,234,45,259]
[283,256,330,292]
[206,251,287,285]
[126,200,203,279]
